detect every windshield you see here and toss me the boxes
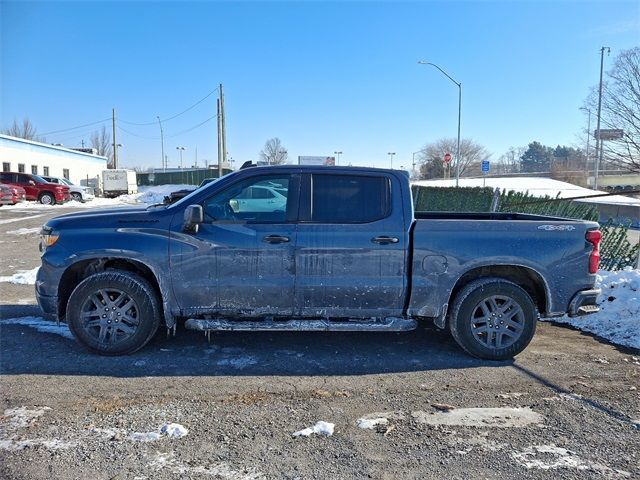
[32,175,49,184]
[168,174,228,208]
[60,178,75,186]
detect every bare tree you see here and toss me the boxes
[496,146,525,174]
[417,138,490,180]
[584,47,640,172]
[90,126,113,166]
[2,118,43,141]
[259,137,288,165]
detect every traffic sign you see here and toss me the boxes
[444,152,452,163]
[481,160,490,174]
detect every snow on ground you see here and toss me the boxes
[0,214,46,225]
[292,421,335,437]
[413,177,640,206]
[0,267,39,285]
[6,227,40,235]
[545,268,640,349]
[1,317,74,340]
[411,408,544,428]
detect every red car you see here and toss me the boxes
[0,183,27,205]
[0,172,70,205]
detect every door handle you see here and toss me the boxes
[371,236,399,245]
[263,235,290,244]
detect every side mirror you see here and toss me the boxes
[183,205,203,233]
[28,180,36,186]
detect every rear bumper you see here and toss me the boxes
[568,288,601,317]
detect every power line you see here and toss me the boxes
[40,118,111,135]
[120,87,219,126]
[117,125,159,140]
[166,114,217,138]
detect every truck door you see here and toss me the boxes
[295,173,407,318]
[170,174,299,316]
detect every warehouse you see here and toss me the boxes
[0,134,107,186]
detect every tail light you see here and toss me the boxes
[586,230,601,274]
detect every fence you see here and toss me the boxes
[411,185,639,271]
[137,168,233,186]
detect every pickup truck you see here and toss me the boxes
[36,166,601,359]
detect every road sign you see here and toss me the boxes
[481,160,490,174]
[594,129,624,140]
[444,152,452,163]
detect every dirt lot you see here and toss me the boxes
[1,205,639,479]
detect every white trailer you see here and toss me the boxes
[102,169,138,198]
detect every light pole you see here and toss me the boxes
[418,60,462,186]
[579,107,592,179]
[334,151,343,165]
[387,152,396,169]
[115,143,123,166]
[157,116,165,171]
[176,146,186,169]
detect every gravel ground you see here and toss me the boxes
[1,205,639,479]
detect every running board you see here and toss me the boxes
[185,317,417,332]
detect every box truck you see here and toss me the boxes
[102,169,138,198]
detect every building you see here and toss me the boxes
[0,134,108,186]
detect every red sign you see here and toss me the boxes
[444,152,452,163]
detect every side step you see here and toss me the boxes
[185,317,417,332]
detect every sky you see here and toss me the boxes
[1,0,639,172]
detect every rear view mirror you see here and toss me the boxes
[183,205,203,233]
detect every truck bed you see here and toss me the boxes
[414,211,586,222]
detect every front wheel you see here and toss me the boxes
[67,271,160,355]
[71,192,83,202]
[39,192,56,205]
[449,278,538,360]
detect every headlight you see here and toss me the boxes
[40,226,59,249]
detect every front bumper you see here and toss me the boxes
[35,288,59,320]
[568,288,601,317]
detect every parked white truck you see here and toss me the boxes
[102,169,138,198]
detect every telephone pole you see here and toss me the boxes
[220,84,227,171]
[112,108,118,169]
[594,46,610,190]
[157,116,165,171]
[217,98,223,178]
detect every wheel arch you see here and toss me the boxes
[58,257,165,323]
[436,264,549,329]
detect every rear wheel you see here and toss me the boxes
[449,278,538,360]
[39,192,55,205]
[67,271,160,355]
[71,192,83,202]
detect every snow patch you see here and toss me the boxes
[147,452,264,479]
[411,407,543,427]
[0,214,46,225]
[216,356,258,369]
[292,421,335,437]
[160,423,189,438]
[1,406,51,429]
[544,268,640,349]
[1,317,74,340]
[357,417,388,429]
[129,431,162,442]
[0,267,39,284]
[6,227,40,235]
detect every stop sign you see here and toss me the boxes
[444,152,452,163]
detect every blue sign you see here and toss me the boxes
[481,160,490,173]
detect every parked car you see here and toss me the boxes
[41,176,95,202]
[37,166,601,359]
[0,183,26,205]
[163,177,218,204]
[0,172,70,205]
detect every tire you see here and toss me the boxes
[449,278,538,360]
[67,270,161,355]
[39,192,56,205]
[71,192,83,202]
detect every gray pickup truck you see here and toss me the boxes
[37,165,601,359]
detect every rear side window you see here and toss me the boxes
[311,174,390,223]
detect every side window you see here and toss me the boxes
[310,174,390,223]
[0,172,11,182]
[203,175,291,223]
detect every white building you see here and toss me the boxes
[0,134,108,186]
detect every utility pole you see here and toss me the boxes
[580,107,592,177]
[220,84,227,171]
[195,146,198,168]
[112,108,118,169]
[594,46,610,190]
[217,98,223,178]
[157,116,165,171]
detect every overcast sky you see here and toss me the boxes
[2,0,639,171]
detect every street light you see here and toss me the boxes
[176,146,186,169]
[387,152,396,169]
[334,151,343,165]
[412,150,421,179]
[418,60,462,186]
[115,144,123,165]
[579,107,592,177]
